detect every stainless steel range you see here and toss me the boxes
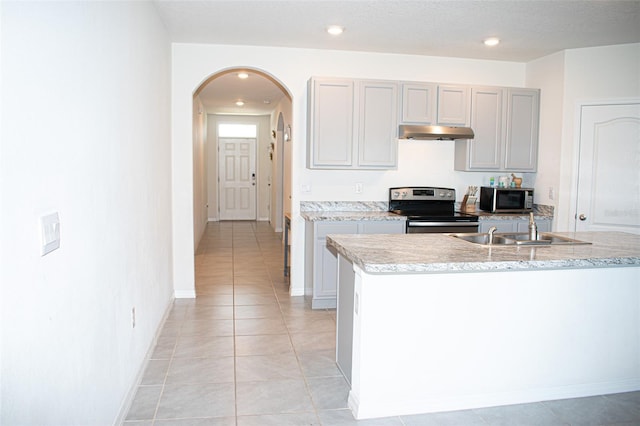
[389,186,479,233]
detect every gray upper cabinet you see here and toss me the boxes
[504,88,540,171]
[307,78,355,168]
[437,85,471,126]
[455,87,540,172]
[308,77,539,172]
[307,77,398,169]
[400,83,437,124]
[455,87,505,171]
[357,81,399,168]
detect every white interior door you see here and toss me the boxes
[575,102,640,233]
[219,138,257,220]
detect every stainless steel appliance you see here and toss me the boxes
[398,125,475,140]
[389,187,479,233]
[479,186,534,213]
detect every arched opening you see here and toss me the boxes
[191,66,293,252]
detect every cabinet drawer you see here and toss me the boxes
[315,222,359,239]
[360,221,405,234]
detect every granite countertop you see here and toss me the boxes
[474,210,553,221]
[301,211,406,222]
[327,232,640,274]
[300,201,553,222]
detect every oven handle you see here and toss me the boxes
[407,221,478,227]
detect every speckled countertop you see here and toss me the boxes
[327,232,640,274]
[300,201,553,222]
[301,211,406,221]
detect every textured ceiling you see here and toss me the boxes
[154,0,640,114]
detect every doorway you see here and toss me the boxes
[218,137,257,220]
[194,68,292,227]
[574,101,640,234]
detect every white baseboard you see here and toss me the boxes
[174,289,196,298]
[350,380,640,420]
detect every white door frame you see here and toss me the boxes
[569,98,640,231]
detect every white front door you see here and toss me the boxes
[219,138,257,220]
[575,102,640,233]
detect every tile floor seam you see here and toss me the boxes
[231,224,240,426]
[150,322,180,424]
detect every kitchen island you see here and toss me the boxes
[327,232,640,420]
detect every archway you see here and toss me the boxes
[191,66,293,246]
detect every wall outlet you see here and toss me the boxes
[548,187,555,200]
[355,183,363,194]
[131,307,136,328]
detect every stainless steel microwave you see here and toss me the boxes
[479,187,534,213]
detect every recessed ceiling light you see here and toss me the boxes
[237,72,249,79]
[484,37,500,47]
[235,100,245,107]
[263,99,271,105]
[327,25,344,36]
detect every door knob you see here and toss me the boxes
[578,214,587,221]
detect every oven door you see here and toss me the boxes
[406,220,479,234]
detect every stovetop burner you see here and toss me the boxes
[389,187,477,220]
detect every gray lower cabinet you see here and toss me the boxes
[305,220,405,309]
[478,218,551,234]
[336,254,355,385]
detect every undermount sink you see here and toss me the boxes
[449,232,592,246]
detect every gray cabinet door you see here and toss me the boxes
[357,81,398,168]
[504,88,540,171]
[455,87,539,172]
[516,219,551,233]
[401,83,437,124]
[359,221,405,234]
[455,87,504,171]
[308,79,355,168]
[478,220,517,234]
[308,220,405,309]
[336,254,355,385]
[437,85,471,126]
[313,223,359,306]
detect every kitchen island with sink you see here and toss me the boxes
[327,231,640,420]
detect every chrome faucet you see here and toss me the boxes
[487,226,498,244]
[528,212,538,240]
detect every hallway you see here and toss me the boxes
[123,221,640,425]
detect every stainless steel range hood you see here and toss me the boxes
[399,125,475,140]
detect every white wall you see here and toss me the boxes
[526,51,565,227]
[527,43,640,231]
[270,96,294,231]
[193,96,207,249]
[0,2,173,424]
[172,43,527,296]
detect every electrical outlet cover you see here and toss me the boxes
[41,212,60,256]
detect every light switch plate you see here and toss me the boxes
[41,212,60,256]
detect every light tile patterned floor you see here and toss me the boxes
[124,221,640,425]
